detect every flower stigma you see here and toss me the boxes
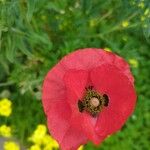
[90,97,100,107]
[78,86,109,117]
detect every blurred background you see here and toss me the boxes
[0,0,150,150]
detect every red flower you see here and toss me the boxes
[42,48,136,150]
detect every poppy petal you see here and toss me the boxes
[97,50,134,83]
[42,63,67,114]
[47,100,71,143]
[60,48,104,70]
[63,70,106,144]
[95,109,126,136]
[60,48,134,83]
[47,96,88,150]
[82,112,103,144]
[60,116,88,150]
[90,64,136,136]
[63,70,89,111]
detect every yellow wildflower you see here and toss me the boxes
[0,125,12,137]
[122,21,129,28]
[28,124,47,145]
[43,134,59,150]
[43,144,53,150]
[0,98,12,117]
[43,142,59,150]
[104,47,112,52]
[78,145,84,150]
[29,145,41,150]
[129,59,139,68]
[42,134,53,145]
[3,141,20,150]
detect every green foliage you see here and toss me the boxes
[0,0,150,149]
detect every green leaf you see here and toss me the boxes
[26,0,36,22]
[6,36,16,62]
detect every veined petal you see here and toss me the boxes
[60,116,88,150]
[63,70,89,114]
[61,48,134,83]
[42,63,66,114]
[90,64,136,136]
[47,100,71,143]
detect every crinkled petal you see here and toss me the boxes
[90,64,136,136]
[60,48,103,70]
[64,70,89,100]
[63,70,89,116]
[42,63,67,114]
[60,115,88,150]
[95,109,126,136]
[63,70,109,144]
[63,70,105,144]
[47,102,88,150]
[47,100,71,143]
[60,48,134,83]
[97,50,134,83]
[82,113,102,144]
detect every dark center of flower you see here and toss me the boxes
[78,86,109,117]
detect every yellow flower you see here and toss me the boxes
[29,145,41,150]
[129,59,139,68]
[0,125,12,137]
[42,134,59,149]
[3,141,20,150]
[104,47,112,52]
[78,145,84,150]
[28,124,47,145]
[122,21,129,28]
[0,98,12,117]
[43,142,59,150]
[42,134,53,145]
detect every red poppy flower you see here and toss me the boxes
[42,48,136,150]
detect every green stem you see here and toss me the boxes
[0,81,14,87]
